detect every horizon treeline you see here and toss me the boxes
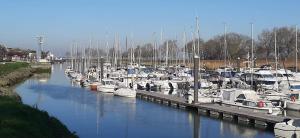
[66,26,299,62]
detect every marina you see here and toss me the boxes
[16,64,275,138]
[1,1,300,137]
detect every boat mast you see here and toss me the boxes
[224,23,227,67]
[296,25,298,73]
[192,32,196,57]
[160,28,163,67]
[196,16,200,56]
[114,34,117,68]
[71,44,74,70]
[183,31,186,66]
[175,35,178,66]
[97,41,100,69]
[153,32,157,68]
[166,39,169,67]
[126,36,128,87]
[275,29,278,92]
[251,23,254,90]
[106,41,109,62]
[138,43,141,67]
[196,16,201,80]
[130,36,133,66]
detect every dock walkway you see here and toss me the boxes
[136,90,295,127]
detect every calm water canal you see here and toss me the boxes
[16,64,274,138]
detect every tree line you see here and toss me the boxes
[105,26,299,63]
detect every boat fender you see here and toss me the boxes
[258,101,264,108]
[291,96,296,102]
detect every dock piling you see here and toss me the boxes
[194,56,199,103]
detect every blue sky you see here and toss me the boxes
[0,0,299,55]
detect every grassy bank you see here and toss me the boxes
[0,96,77,138]
[0,62,77,138]
[0,62,29,76]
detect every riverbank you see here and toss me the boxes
[0,62,77,138]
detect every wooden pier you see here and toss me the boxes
[136,90,295,128]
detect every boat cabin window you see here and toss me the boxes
[242,101,257,107]
[260,81,275,85]
[273,73,283,77]
[235,94,246,103]
[261,74,274,78]
[237,94,246,99]
[292,120,300,127]
[221,72,236,78]
[102,81,113,85]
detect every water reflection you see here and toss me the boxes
[30,73,51,83]
[193,113,200,138]
[16,64,275,138]
[220,121,258,138]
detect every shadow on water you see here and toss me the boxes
[189,109,274,138]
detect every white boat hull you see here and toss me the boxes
[275,122,300,138]
[97,86,115,93]
[114,88,136,98]
[286,101,300,111]
[221,102,282,115]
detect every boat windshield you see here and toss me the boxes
[283,74,294,77]
[264,102,274,107]
[242,101,257,107]
[261,74,274,78]
[273,74,283,77]
[102,81,113,85]
[290,85,300,90]
[261,81,275,85]
[221,72,236,78]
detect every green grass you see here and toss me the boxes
[0,96,78,138]
[32,68,52,74]
[0,62,29,77]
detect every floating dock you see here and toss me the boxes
[136,90,295,128]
